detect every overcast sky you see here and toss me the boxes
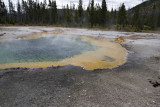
[3,0,146,11]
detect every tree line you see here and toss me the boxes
[0,0,160,31]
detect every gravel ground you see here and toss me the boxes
[0,27,160,107]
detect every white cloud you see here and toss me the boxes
[3,0,146,11]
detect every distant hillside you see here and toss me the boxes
[127,0,160,29]
[128,0,160,15]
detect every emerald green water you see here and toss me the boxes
[0,36,96,64]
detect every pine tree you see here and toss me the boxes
[17,0,21,23]
[37,2,41,23]
[0,0,4,14]
[101,0,107,27]
[132,7,142,31]
[48,0,57,24]
[8,0,16,24]
[136,18,142,31]
[78,0,83,23]
[113,9,117,25]
[17,0,21,16]
[28,0,33,22]
[0,0,7,23]
[1,0,158,30]
[117,3,127,29]
[53,1,57,24]
[61,6,66,23]
[110,8,117,26]
[110,8,114,26]
[21,0,28,23]
[66,4,71,23]
[89,0,95,27]
[151,4,156,29]
[41,0,46,23]
[74,9,79,24]
[95,3,101,26]
[8,0,11,14]
[86,3,90,26]
[158,11,160,28]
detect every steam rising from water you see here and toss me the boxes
[0,35,96,64]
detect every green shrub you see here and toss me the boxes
[124,25,136,32]
[143,25,152,30]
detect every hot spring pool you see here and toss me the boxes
[0,34,128,70]
[0,36,96,64]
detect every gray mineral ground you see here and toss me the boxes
[0,27,160,107]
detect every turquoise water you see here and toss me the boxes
[0,36,96,64]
